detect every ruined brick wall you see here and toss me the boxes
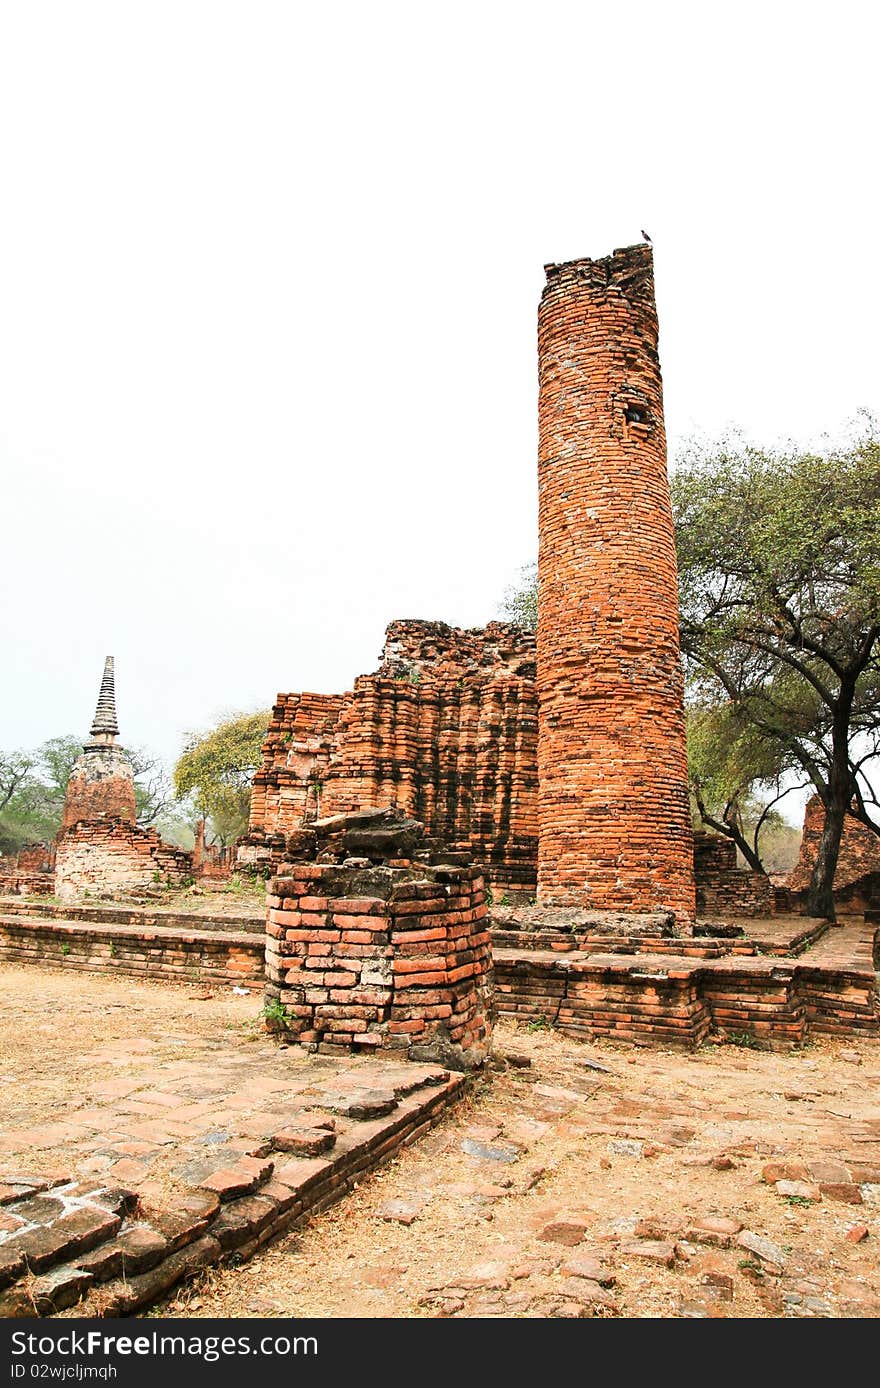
[265,861,492,1068]
[245,621,538,895]
[693,833,773,918]
[54,821,194,903]
[536,244,695,924]
[249,693,346,836]
[0,844,55,898]
[493,952,878,1044]
[789,796,880,908]
[14,843,54,873]
[61,746,138,829]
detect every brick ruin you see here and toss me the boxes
[241,620,538,896]
[244,618,766,918]
[263,808,493,1069]
[536,246,694,924]
[789,795,880,913]
[54,658,194,903]
[0,842,54,897]
[693,833,773,918]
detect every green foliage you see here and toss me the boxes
[673,418,880,912]
[262,997,289,1030]
[686,701,792,871]
[0,745,67,852]
[173,710,270,846]
[498,562,538,632]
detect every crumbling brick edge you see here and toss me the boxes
[1,1071,467,1319]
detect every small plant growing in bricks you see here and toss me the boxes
[108,941,117,957]
[527,1015,550,1033]
[785,1195,812,1207]
[60,943,70,956]
[725,1030,760,1049]
[261,998,289,1032]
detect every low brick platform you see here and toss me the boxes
[0,916,264,993]
[0,873,53,898]
[0,1045,464,1317]
[489,907,833,960]
[2,901,875,1044]
[495,937,879,1046]
[0,897,264,935]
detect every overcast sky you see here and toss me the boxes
[2,2,878,797]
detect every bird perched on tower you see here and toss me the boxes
[641,229,653,244]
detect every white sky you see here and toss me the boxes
[2,1,878,808]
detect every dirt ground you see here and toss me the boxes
[1,965,878,1319]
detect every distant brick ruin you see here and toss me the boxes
[241,620,538,896]
[790,796,880,914]
[0,842,54,897]
[536,246,694,924]
[55,659,193,903]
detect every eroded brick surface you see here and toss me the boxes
[536,245,694,924]
[789,795,880,911]
[242,622,538,897]
[265,855,493,1069]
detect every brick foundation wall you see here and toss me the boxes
[0,898,263,935]
[244,621,538,895]
[265,861,493,1069]
[55,820,194,903]
[0,916,264,990]
[536,245,694,924]
[693,833,773,917]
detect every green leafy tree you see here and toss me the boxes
[686,701,796,872]
[173,710,270,846]
[0,750,56,853]
[673,419,880,919]
[498,562,538,631]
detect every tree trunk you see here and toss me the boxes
[804,795,846,920]
[694,796,766,875]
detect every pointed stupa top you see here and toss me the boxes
[89,656,120,741]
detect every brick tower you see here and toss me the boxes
[536,244,695,925]
[62,657,138,828]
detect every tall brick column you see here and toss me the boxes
[536,244,695,925]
